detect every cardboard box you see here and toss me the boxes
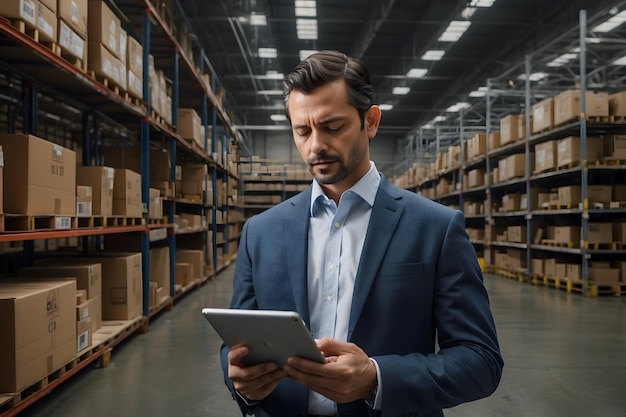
[148,188,162,220]
[113,169,142,218]
[566,264,582,280]
[127,69,143,100]
[587,222,612,244]
[76,166,114,216]
[467,169,485,188]
[76,317,92,352]
[500,115,521,146]
[558,186,581,207]
[177,108,203,148]
[609,91,626,117]
[91,253,142,320]
[554,226,580,244]
[502,193,521,212]
[553,90,609,126]
[76,185,92,217]
[127,36,143,76]
[531,258,544,275]
[41,0,55,12]
[505,153,526,180]
[532,97,554,134]
[533,140,558,174]
[0,280,76,392]
[544,258,556,277]
[588,267,620,283]
[556,136,604,168]
[37,1,56,43]
[87,0,119,57]
[88,43,123,88]
[555,263,567,278]
[518,113,530,140]
[615,261,626,282]
[507,248,526,270]
[150,247,170,293]
[57,0,87,39]
[0,134,76,215]
[58,19,86,62]
[613,223,626,244]
[181,164,206,196]
[19,263,102,332]
[587,185,612,205]
[615,185,626,202]
[507,225,526,243]
[0,0,37,29]
[488,131,500,151]
[175,263,194,286]
[180,213,203,229]
[175,250,205,280]
[603,135,626,159]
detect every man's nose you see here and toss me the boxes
[309,129,328,154]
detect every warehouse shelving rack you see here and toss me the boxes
[0,0,243,414]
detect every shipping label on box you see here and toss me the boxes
[0,0,37,27]
[59,20,85,61]
[37,1,57,43]
[76,317,92,352]
[58,0,87,38]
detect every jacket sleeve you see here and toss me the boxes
[373,210,503,416]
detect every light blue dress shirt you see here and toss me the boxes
[307,161,382,415]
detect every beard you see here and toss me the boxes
[307,140,368,185]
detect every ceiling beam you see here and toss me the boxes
[351,0,398,59]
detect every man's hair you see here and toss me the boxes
[283,50,374,129]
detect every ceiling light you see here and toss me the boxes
[258,48,277,58]
[421,50,445,61]
[518,72,549,81]
[469,87,488,97]
[295,0,316,7]
[546,53,578,67]
[299,49,317,60]
[461,7,476,19]
[379,104,394,111]
[438,20,471,42]
[593,10,626,33]
[296,18,318,40]
[469,0,496,7]
[446,102,471,112]
[270,114,287,121]
[422,123,434,129]
[257,89,283,95]
[250,14,267,26]
[612,55,626,65]
[406,68,428,78]
[433,116,447,122]
[264,71,284,80]
[393,86,410,95]
[295,7,316,17]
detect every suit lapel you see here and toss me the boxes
[285,188,313,326]
[349,179,404,339]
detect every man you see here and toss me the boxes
[221,50,503,417]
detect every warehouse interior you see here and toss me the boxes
[1,0,626,416]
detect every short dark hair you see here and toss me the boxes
[283,50,374,129]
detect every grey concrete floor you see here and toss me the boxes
[18,267,626,417]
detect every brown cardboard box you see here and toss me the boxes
[88,0,120,57]
[76,185,92,216]
[88,43,124,88]
[587,222,612,244]
[181,164,206,196]
[0,280,76,392]
[180,213,203,229]
[507,225,526,243]
[175,263,194,286]
[533,140,558,174]
[472,133,486,159]
[436,177,450,196]
[587,185,612,205]
[588,267,620,283]
[113,169,142,217]
[91,253,142,320]
[76,166,114,216]
[555,263,567,278]
[488,131,500,151]
[615,185,626,202]
[615,261,626,282]
[76,317,92,352]
[500,115,521,146]
[37,1,56,43]
[467,169,485,188]
[502,193,521,212]
[558,185,581,207]
[127,36,143,76]
[177,108,203,148]
[58,19,86,62]
[609,91,626,117]
[148,281,158,307]
[57,0,87,39]
[544,258,556,277]
[0,134,76,215]
[603,135,626,159]
[0,0,37,29]
[127,69,143,100]
[19,263,102,332]
[556,136,604,168]
[532,97,554,134]
[554,226,580,244]
[537,192,550,209]
[175,250,205,280]
[507,248,526,270]
[518,113,530,140]
[566,264,582,280]
[613,223,626,244]
[553,90,609,126]
[148,188,162,220]
[505,153,526,180]
[531,258,544,275]
[150,247,170,294]
[41,0,55,12]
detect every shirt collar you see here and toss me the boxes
[310,161,381,216]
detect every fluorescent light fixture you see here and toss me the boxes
[612,55,626,65]
[433,116,447,122]
[265,71,284,80]
[593,10,626,33]
[250,14,267,26]
[422,123,434,129]
[438,20,471,42]
[546,53,578,67]
[258,48,277,58]
[270,114,287,121]
[295,0,316,7]
[421,50,445,61]
[446,102,471,112]
[393,86,411,95]
[461,7,476,19]
[586,37,602,43]
[469,86,488,97]
[518,72,549,81]
[469,0,495,7]
[379,104,394,111]
[295,7,316,17]
[406,68,428,78]
[257,89,283,95]
[296,18,318,40]
[299,49,317,60]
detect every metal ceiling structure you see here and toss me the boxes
[175,0,626,162]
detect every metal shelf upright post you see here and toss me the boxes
[579,9,590,285]
[140,10,151,317]
[168,51,179,297]
[208,54,219,273]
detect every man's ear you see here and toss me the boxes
[365,105,382,139]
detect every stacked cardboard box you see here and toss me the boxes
[58,0,88,68]
[88,0,124,89]
[76,166,114,216]
[532,97,554,134]
[500,115,523,146]
[127,35,143,99]
[113,169,142,217]
[553,90,609,126]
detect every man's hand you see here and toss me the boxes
[228,345,288,402]
[283,338,378,403]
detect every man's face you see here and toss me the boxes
[287,79,380,192]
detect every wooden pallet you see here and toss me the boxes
[3,215,77,231]
[58,46,86,72]
[76,216,144,228]
[540,239,578,249]
[566,279,626,297]
[584,242,620,250]
[88,70,123,95]
[147,218,166,225]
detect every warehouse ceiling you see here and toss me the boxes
[176,0,626,158]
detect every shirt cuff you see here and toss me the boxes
[235,390,259,407]
[365,358,383,410]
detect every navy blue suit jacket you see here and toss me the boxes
[220,176,503,417]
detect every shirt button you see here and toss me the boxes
[327,295,333,301]
[334,221,341,228]
[329,263,335,270]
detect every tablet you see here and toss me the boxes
[201,308,325,367]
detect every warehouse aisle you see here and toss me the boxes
[19,268,626,417]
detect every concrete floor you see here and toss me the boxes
[19,266,626,417]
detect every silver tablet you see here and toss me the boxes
[201,308,325,367]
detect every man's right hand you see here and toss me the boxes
[228,345,288,401]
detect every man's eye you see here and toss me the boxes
[327,125,342,132]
